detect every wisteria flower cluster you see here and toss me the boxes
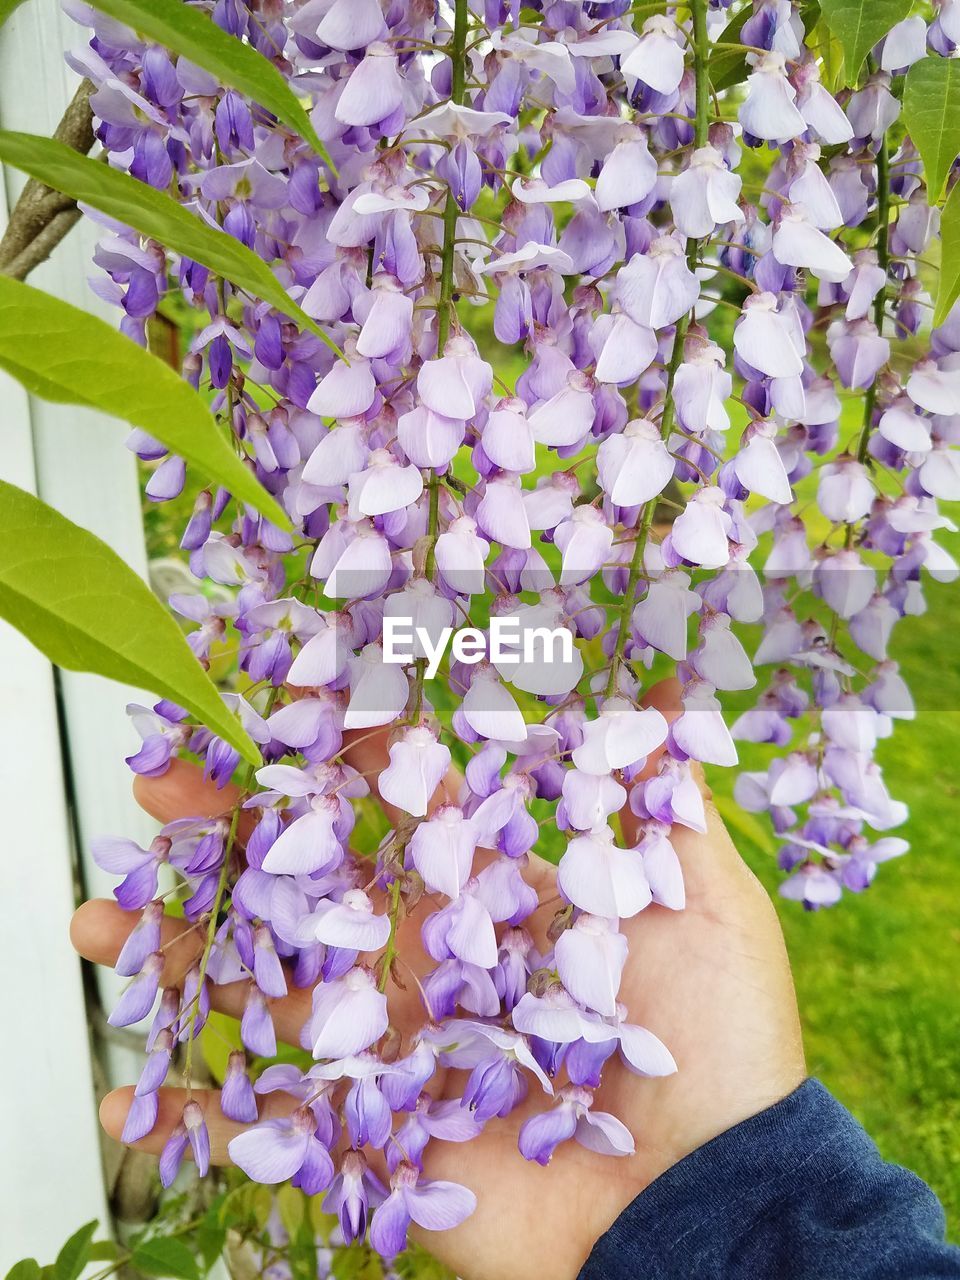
[68,0,959,1263]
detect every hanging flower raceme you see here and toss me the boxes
[72,0,956,1264]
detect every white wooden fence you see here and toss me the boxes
[0,1,159,1263]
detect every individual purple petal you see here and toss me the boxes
[309,890,391,952]
[241,987,277,1058]
[397,405,465,469]
[410,806,479,897]
[670,684,738,766]
[574,1107,636,1157]
[307,353,376,420]
[306,967,389,1060]
[572,697,668,775]
[108,953,163,1027]
[418,336,492,419]
[184,1101,210,1177]
[618,236,700,330]
[295,1135,335,1195]
[334,45,404,128]
[555,916,628,1017]
[557,828,652,918]
[518,1099,578,1165]
[221,1051,258,1123]
[121,1091,160,1144]
[669,487,732,569]
[617,1023,678,1077]
[261,803,341,876]
[740,52,806,143]
[378,727,451,817]
[638,827,686,910]
[671,145,743,239]
[404,1174,477,1232]
[343,643,410,729]
[228,1111,312,1183]
[115,900,164,976]
[369,1188,411,1261]
[595,136,658,212]
[597,417,675,506]
[159,1123,189,1189]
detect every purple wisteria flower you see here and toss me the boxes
[72,0,958,1262]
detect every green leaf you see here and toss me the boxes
[55,1222,98,1280]
[131,1238,201,1280]
[89,0,335,173]
[193,1213,228,1275]
[200,1009,242,1083]
[708,6,751,94]
[394,1245,455,1280]
[0,480,262,766]
[5,1261,41,1280]
[86,1244,120,1264]
[218,1182,271,1230]
[814,15,846,95]
[0,276,289,531]
[902,57,960,204]
[331,1247,383,1280]
[0,0,28,26]
[819,0,912,83]
[934,180,960,326]
[0,132,342,360]
[710,4,820,93]
[277,1185,306,1238]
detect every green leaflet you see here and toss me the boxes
[89,0,336,173]
[130,1238,201,1280]
[934,180,960,327]
[902,57,960,204]
[818,0,912,83]
[708,6,752,94]
[0,130,342,359]
[4,1264,41,1280]
[53,1223,98,1280]
[0,480,262,766]
[0,276,290,530]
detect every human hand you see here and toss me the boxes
[71,679,805,1280]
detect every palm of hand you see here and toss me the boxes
[72,682,804,1280]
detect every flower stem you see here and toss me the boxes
[605,0,710,699]
[378,877,403,993]
[690,0,710,150]
[182,800,242,1093]
[430,0,469,498]
[856,134,890,464]
[435,0,469,354]
[409,0,468,721]
[182,688,279,1090]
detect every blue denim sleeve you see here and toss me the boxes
[577,1078,960,1280]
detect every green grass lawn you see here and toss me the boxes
[719,577,960,1230]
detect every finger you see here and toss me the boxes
[134,758,242,826]
[135,728,461,833]
[71,899,312,1046]
[72,898,203,983]
[100,1085,295,1161]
